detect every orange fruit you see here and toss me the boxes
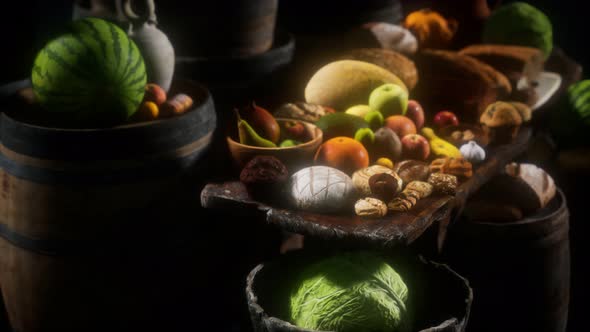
[314,136,369,174]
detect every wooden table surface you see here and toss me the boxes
[201,127,533,249]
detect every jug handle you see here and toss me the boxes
[121,0,157,25]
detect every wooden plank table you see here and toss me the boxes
[201,127,533,249]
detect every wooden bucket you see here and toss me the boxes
[246,250,473,332]
[444,188,570,332]
[0,80,217,331]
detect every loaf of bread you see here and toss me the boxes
[460,44,545,106]
[413,50,511,122]
[476,163,556,215]
[459,44,545,86]
[340,48,419,90]
[504,162,556,212]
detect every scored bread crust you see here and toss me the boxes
[419,49,512,96]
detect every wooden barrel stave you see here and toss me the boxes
[443,189,570,332]
[0,80,217,331]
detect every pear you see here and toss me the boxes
[236,110,277,148]
[240,101,280,144]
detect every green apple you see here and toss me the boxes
[364,110,384,130]
[368,83,408,117]
[280,139,301,147]
[354,127,375,149]
[344,104,374,118]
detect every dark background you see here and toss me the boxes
[0,1,587,331]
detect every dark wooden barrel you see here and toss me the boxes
[157,0,278,58]
[0,80,217,332]
[247,250,473,332]
[175,29,295,108]
[278,0,404,34]
[443,188,570,332]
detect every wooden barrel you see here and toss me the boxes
[0,80,217,332]
[443,188,570,332]
[278,0,404,34]
[175,29,295,108]
[157,0,278,58]
[247,250,473,332]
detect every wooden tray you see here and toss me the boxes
[201,127,533,249]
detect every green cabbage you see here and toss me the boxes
[483,2,553,58]
[289,252,410,332]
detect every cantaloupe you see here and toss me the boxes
[304,60,407,112]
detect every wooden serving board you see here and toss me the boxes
[200,127,533,249]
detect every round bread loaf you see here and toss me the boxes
[290,166,357,213]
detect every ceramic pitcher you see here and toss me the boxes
[120,0,175,92]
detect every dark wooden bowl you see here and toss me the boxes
[246,249,473,332]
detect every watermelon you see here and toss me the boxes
[568,80,590,124]
[549,80,590,147]
[31,18,146,125]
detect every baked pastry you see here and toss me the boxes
[340,48,418,90]
[413,49,512,122]
[355,197,388,218]
[393,160,430,185]
[480,101,524,144]
[240,156,289,202]
[388,181,433,212]
[427,173,458,195]
[430,157,473,179]
[352,165,403,197]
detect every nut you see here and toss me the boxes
[369,173,399,202]
[355,197,388,218]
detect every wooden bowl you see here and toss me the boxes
[227,118,323,172]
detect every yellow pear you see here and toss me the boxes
[345,105,374,118]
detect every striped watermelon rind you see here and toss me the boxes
[31,17,146,125]
[568,80,590,125]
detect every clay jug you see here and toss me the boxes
[120,0,175,92]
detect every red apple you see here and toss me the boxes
[384,115,417,138]
[401,134,430,161]
[406,100,425,129]
[433,111,459,128]
[284,120,309,141]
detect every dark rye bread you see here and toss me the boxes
[340,48,419,90]
[413,49,511,122]
[459,44,545,85]
[459,44,544,106]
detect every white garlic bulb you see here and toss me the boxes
[460,141,486,164]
